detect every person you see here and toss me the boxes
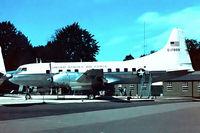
[129,90,132,96]
[119,87,123,96]
[123,87,127,96]
[25,88,32,100]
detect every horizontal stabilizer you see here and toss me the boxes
[0,47,6,75]
[166,66,193,72]
[0,47,6,86]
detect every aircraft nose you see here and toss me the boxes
[8,77,14,83]
[6,74,13,78]
[8,76,17,84]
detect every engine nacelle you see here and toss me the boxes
[52,72,71,87]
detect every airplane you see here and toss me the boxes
[0,28,194,99]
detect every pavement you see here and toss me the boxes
[0,94,106,105]
[155,96,200,102]
[1,94,199,106]
[0,94,154,106]
[0,101,200,133]
[0,95,200,133]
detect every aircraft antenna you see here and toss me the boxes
[144,21,146,55]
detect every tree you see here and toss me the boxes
[140,50,157,58]
[123,54,134,61]
[0,21,33,70]
[44,22,100,62]
[150,50,156,54]
[186,39,200,70]
[140,54,146,58]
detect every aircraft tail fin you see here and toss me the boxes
[0,47,6,76]
[136,28,194,72]
[162,28,193,71]
[144,28,194,71]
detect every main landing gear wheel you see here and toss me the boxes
[88,94,95,100]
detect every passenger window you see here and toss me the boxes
[67,69,71,72]
[75,69,79,72]
[108,68,112,72]
[132,68,136,72]
[59,70,63,72]
[116,68,120,72]
[46,70,50,74]
[124,68,128,72]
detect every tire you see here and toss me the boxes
[88,94,95,100]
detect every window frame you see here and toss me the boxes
[182,82,189,92]
[166,82,173,91]
[124,68,128,72]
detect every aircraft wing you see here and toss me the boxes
[77,69,103,83]
[167,67,193,72]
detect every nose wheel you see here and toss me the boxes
[87,94,95,100]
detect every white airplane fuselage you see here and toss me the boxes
[4,28,194,90]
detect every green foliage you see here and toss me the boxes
[37,22,100,62]
[0,21,100,71]
[123,54,134,61]
[140,54,146,58]
[139,50,157,58]
[150,50,156,54]
[0,21,33,70]
[186,39,200,71]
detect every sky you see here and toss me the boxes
[1,0,200,61]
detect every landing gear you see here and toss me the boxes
[87,94,95,100]
[87,89,97,100]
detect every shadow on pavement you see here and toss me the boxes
[96,96,131,103]
[3,102,47,107]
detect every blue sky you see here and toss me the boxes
[1,0,200,61]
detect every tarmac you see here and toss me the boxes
[0,100,200,133]
[0,94,155,106]
[0,94,200,133]
[1,94,200,106]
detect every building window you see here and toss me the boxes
[197,82,200,93]
[116,68,120,72]
[75,69,79,72]
[142,83,147,89]
[124,68,128,72]
[130,84,134,90]
[108,68,112,72]
[182,82,188,92]
[167,82,172,91]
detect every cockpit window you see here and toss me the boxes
[21,68,27,71]
[17,67,27,72]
